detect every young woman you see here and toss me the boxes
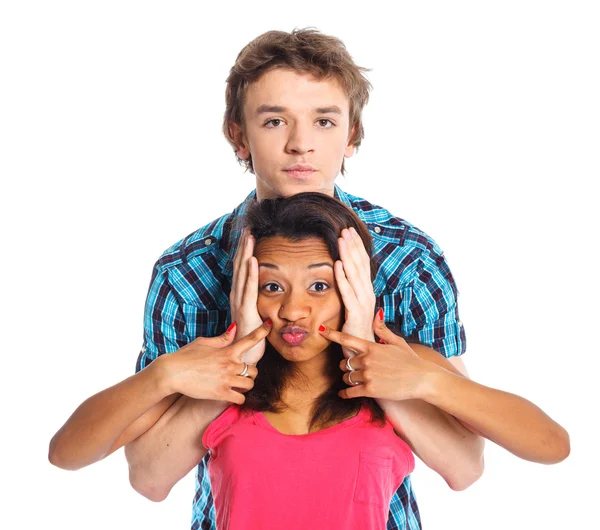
[49,192,569,529]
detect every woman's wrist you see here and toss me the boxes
[148,354,179,397]
[414,362,453,402]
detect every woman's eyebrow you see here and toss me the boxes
[307,263,334,270]
[257,262,333,270]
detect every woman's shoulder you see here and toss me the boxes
[202,405,258,450]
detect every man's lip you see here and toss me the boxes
[284,164,316,171]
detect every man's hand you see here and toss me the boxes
[230,228,266,364]
[319,314,441,401]
[335,227,376,353]
[157,320,272,404]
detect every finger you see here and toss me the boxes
[334,260,359,308]
[349,227,371,263]
[338,234,370,302]
[318,325,369,354]
[372,312,407,347]
[344,227,371,279]
[228,319,272,359]
[339,356,363,373]
[343,370,364,386]
[338,386,367,399]
[230,375,255,391]
[191,322,237,348]
[232,231,253,306]
[232,363,258,380]
[241,256,259,307]
[225,389,246,406]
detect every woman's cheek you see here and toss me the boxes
[256,296,271,320]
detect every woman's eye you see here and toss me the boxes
[263,283,282,293]
[309,282,330,292]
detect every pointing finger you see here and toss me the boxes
[318,325,369,355]
[228,319,272,360]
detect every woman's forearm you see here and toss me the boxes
[48,360,172,471]
[420,369,570,464]
[378,397,485,491]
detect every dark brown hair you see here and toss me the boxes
[223,28,372,176]
[242,192,385,430]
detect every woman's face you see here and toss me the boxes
[255,236,343,363]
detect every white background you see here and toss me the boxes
[1,1,598,528]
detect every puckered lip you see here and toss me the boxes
[279,326,309,335]
[284,164,316,172]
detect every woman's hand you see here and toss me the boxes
[319,314,443,401]
[229,229,266,364]
[157,320,272,404]
[335,227,376,350]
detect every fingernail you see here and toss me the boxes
[378,339,386,344]
[377,308,384,321]
[266,318,272,326]
[319,324,326,332]
[227,322,236,333]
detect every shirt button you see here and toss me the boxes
[374,226,382,234]
[204,238,212,246]
[458,320,463,327]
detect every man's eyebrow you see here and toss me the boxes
[315,106,342,115]
[255,105,343,115]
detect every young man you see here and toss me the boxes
[127,29,483,529]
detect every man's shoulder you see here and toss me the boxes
[344,190,443,256]
[154,210,237,273]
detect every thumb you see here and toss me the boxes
[192,322,237,349]
[372,310,406,346]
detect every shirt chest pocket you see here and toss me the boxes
[180,304,229,339]
[353,452,393,507]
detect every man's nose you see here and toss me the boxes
[278,289,310,322]
[285,122,315,155]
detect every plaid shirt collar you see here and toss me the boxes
[222,185,352,278]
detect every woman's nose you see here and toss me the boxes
[278,290,310,322]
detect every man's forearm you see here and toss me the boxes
[124,395,228,501]
[378,397,485,491]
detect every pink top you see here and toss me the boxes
[202,405,415,530]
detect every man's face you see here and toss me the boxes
[233,68,356,199]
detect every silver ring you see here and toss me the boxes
[239,363,249,377]
[347,371,360,386]
[345,357,355,372]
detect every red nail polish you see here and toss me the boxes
[377,308,384,321]
[319,324,326,332]
[226,322,236,333]
[378,339,386,344]
[266,318,272,326]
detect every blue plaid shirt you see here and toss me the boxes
[136,185,466,530]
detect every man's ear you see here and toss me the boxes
[344,123,358,158]
[229,121,251,160]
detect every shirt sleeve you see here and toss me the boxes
[135,263,189,373]
[202,405,242,452]
[399,248,466,358]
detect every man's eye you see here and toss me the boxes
[309,282,329,292]
[265,119,284,127]
[317,119,334,128]
[263,283,282,292]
